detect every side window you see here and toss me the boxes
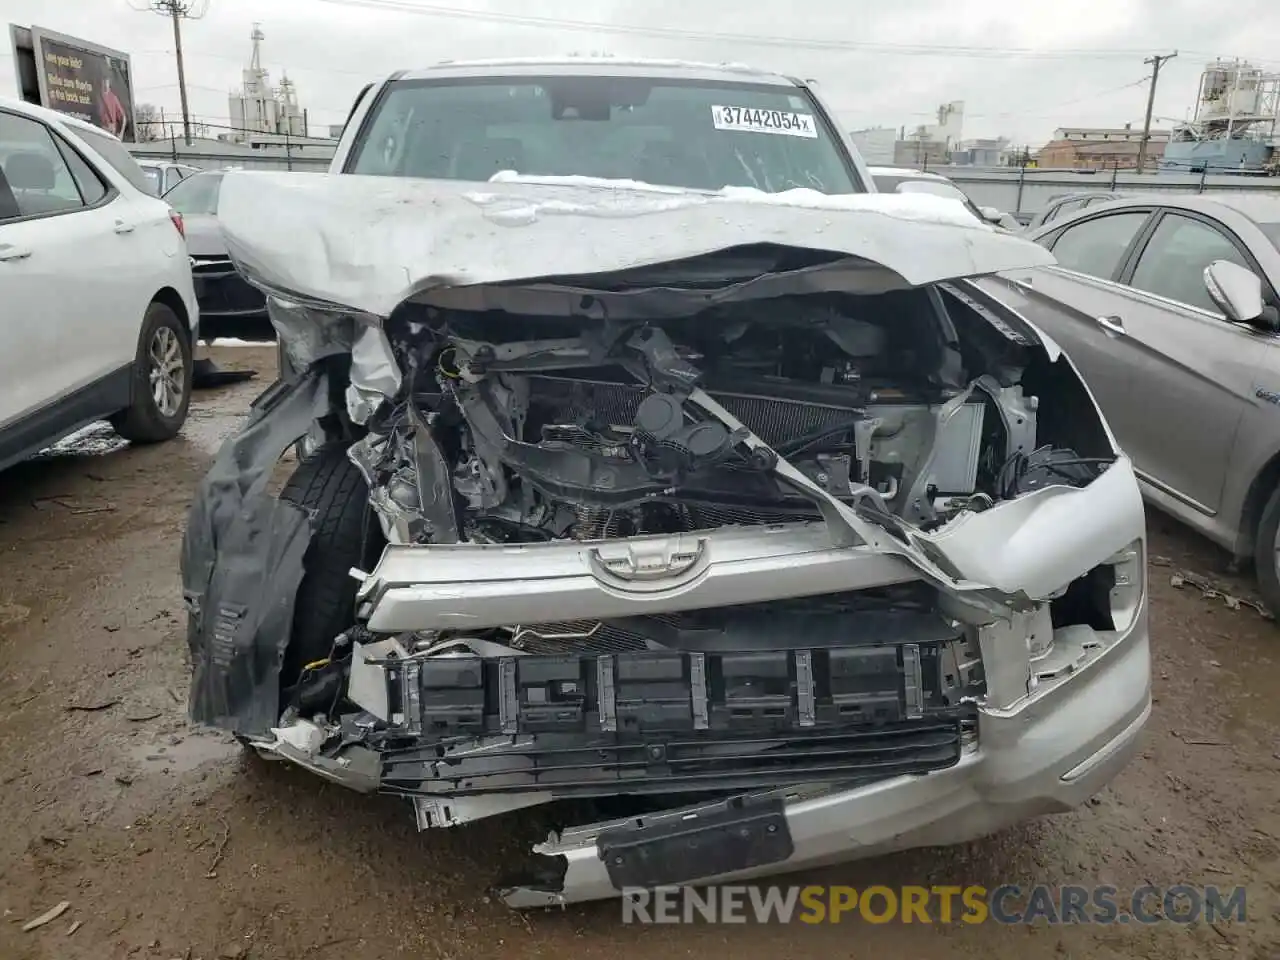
[0,111,86,220]
[71,126,155,195]
[1054,198,1088,221]
[1129,214,1252,314]
[52,133,109,206]
[1048,211,1150,280]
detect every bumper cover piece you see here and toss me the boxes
[357,524,919,633]
[598,797,793,889]
[377,642,968,799]
[498,615,1150,908]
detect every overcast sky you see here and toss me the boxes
[4,0,1280,145]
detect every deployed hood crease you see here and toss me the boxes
[215,171,1056,320]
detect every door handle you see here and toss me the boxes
[113,219,135,234]
[0,245,32,262]
[1097,315,1126,335]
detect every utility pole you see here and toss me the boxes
[1137,51,1177,174]
[137,0,209,145]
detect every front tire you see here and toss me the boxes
[1253,486,1280,617]
[278,445,382,685]
[110,301,193,443]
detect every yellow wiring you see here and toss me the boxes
[437,348,461,379]
[302,658,330,671]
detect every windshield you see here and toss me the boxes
[163,171,222,215]
[73,125,155,195]
[346,75,861,194]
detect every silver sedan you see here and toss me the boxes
[992,193,1280,612]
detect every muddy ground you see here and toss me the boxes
[0,344,1276,959]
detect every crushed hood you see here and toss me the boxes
[214,171,1056,319]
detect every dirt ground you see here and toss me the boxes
[0,344,1277,959]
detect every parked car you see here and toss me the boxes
[1024,191,1127,232]
[162,170,271,341]
[868,165,1021,229]
[1009,193,1280,609]
[137,159,200,197]
[183,59,1150,909]
[0,96,198,472]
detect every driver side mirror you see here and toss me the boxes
[977,205,1004,224]
[1203,260,1275,329]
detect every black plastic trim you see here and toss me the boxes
[598,797,793,888]
[0,364,132,473]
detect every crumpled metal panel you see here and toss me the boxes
[268,298,356,375]
[181,370,331,736]
[346,325,402,425]
[213,171,1056,322]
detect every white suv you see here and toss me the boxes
[0,97,198,471]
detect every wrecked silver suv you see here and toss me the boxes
[182,62,1150,909]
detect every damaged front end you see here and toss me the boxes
[183,174,1149,906]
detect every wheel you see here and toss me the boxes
[278,445,382,684]
[1253,485,1280,617]
[110,301,193,443]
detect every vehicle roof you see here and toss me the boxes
[0,95,123,141]
[867,166,952,182]
[396,57,801,86]
[1084,192,1280,226]
[1049,191,1122,203]
[1185,192,1280,225]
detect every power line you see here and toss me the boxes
[889,76,1155,122]
[134,0,211,144]
[135,46,377,77]
[1138,52,1178,173]
[304,0,1169,61]
[301,0,1280,68]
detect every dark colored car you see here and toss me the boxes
[162,170,272,341]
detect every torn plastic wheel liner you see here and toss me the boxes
[181,368,332,736]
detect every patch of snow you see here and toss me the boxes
[488,171,693,194]
[483,173,986,230]
[468,177,706,224]
[715,185,986,228]
[209,337,272,347]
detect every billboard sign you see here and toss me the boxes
[8,25,137,142]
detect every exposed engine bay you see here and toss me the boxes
[347,284,1077,562]
[260,279,1116,810]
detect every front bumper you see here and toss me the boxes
[357,523,919,633]
[190,258,272,340]
[502,608,1150,907]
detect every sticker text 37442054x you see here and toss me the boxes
[711,105,818,138]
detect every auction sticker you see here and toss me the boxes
[711,105,818,138]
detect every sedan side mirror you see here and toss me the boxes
[1204,260,1269,327]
